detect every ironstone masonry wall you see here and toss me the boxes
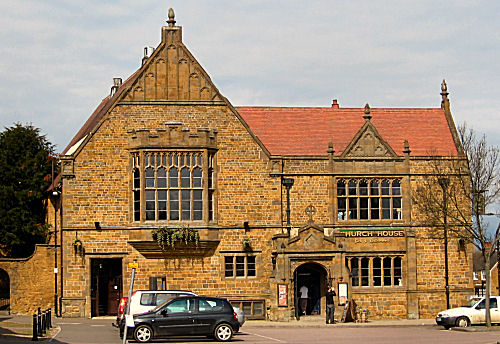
[60,103,280,317]
[58,98,473,318]
[0,245,56,314]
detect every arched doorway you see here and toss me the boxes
[294,262,328,317]
[0,269,10,312]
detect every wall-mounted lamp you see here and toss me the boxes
[94,221,101,230]
[458,238,466,252]
[244,221,250,233]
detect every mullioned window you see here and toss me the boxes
[337,179,402,221]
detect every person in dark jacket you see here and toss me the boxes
[326,285,336,324]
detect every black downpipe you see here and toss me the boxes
[294,269,300,321]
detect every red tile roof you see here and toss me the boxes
[236,106,458,156]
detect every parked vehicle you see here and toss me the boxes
[436,296,500,328]
[233,306,246,327]
[125,296,239,342]
[117,289,245,329]
[116,290,196,329]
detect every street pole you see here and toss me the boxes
[122,260,137,344]
[51,158,58,317]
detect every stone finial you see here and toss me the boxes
[167,8,176,27]
[441,79,448,94]
[441,79,450,110]
[403,139,411,155]
[363,103,372,120]
[327,141,335,155]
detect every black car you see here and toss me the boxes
[124,296,239,342]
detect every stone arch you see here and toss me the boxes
[293,262,328,317]
[0,268,10,311]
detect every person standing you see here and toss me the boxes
[299,285,309,315]
[326,285,336,324]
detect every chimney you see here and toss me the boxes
[110,78,122,97]
[142,46,155,65]
[331,99,339,108]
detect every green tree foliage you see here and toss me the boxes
[0,123,55,257]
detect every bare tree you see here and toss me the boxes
[413,123,500,326]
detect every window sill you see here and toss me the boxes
[223,276,258,280]
[128,240,220,258]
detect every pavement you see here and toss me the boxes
[0,313,499,343]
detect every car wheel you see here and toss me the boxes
[214,323,233,342]
[456,316,470,328]
[134,324,153,343]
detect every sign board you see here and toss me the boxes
[340,228,405,238]
[338,282,348,306]
[340,299,357,323]
[278,284,288,307]
[128,262,139,269]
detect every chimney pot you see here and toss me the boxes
[332,99,339,108]
[110,78,122,96]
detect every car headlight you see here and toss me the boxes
[438,313,449,318]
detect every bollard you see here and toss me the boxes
[41,311,46,335]
[48,308,52,328]
[32,313,38,341]
[37,310,42,337]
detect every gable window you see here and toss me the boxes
[337,178,402,221]
[132,151,215,222]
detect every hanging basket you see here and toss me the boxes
[73,239,83,255]
[242,238,252,251]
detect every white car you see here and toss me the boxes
[117,290,196,329]
[436,296,500,328]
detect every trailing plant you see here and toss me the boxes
[72,238,83,255]
[152,226,199,250]
[242,237,252,250]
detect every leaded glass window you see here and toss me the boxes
[132,151,215,222]
[337,178,403,221]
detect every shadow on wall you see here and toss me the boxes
[0,269,9,311]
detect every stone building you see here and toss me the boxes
[46,9,473,319]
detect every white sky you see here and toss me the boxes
[0,0,499,152]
